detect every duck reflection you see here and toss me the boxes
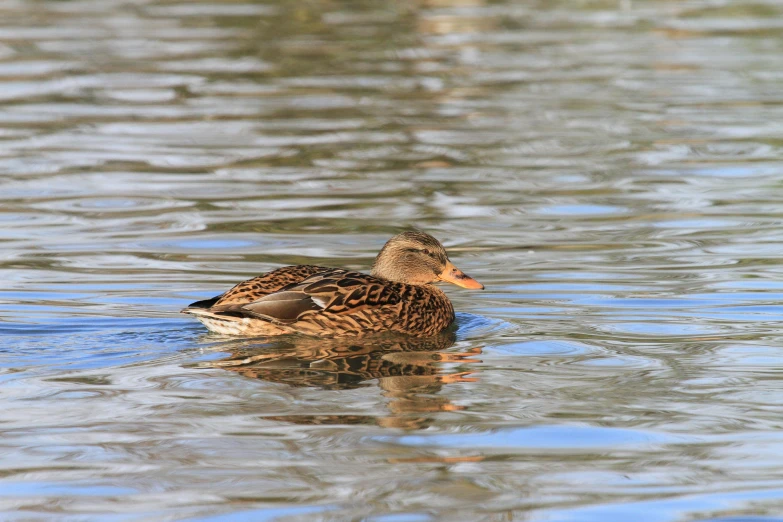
[198,332,481,429]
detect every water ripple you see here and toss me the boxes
[1,0,783,520]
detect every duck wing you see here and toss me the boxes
[225,269,402,324]
[185,265,330,311]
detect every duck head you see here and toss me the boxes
[370,231,484,289]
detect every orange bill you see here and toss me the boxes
[437,260,484,290]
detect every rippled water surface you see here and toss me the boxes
[3,0,783,520]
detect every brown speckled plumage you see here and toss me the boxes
[182,231,483,337]
[214,264,328,306]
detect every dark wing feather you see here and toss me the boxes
[186,295,222,309]
[240,290,326,322]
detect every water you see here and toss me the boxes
[2,0,783,519]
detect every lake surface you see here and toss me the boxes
[2,0,783,520]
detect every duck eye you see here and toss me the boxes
[422,248,430,255]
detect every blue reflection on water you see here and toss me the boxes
[376,425,690,450]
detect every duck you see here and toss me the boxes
[182,231,483,337]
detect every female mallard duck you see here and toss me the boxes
[182,231,483,337]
